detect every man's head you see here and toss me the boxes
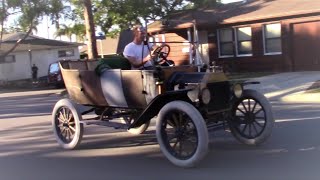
[132,25,146,43]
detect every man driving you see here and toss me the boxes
[123,25,155,70]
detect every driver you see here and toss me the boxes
[123,25,155,70]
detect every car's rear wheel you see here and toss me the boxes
[52,99,84,149]
[229,89,274,145]
[156,101,208,168]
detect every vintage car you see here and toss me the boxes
[51,44,274,168]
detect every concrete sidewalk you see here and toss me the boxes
[0,88,65,98]
[245,71,320,103]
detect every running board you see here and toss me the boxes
[81,120,129,130]
[207,122,227,131]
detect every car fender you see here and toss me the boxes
[129,89,193,128]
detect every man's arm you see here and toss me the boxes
[125,54,151,68]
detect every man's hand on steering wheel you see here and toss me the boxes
[151,44,171,65]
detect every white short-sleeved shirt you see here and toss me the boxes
[123,42,153,70]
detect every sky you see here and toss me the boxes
[34,0,243,41]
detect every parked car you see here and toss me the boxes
[48,62,64,88]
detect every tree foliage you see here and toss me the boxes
[0,0,69,58]
[52,0,222,39]
[87,0,221,37]
[0,0,221,59]
[92,0,187,37]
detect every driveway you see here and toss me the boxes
[245,71,320,103]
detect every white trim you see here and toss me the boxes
[219,55,234,58]
[161,33,166,43]
[265,52,282,55]
[237,54,253,57]
[234,28,239,56]
[217,29,222,57]
[262,24,266,54]
[187,28,192,64]
[262,22,282,55]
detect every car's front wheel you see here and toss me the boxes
[229,89,274,145]
[156,101,209,168]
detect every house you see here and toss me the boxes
[0,32,82,81]
[79,30,133,58]
[148,0,320,72]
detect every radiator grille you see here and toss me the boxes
[206,81,231,111]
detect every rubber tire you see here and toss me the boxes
[52,98,84,149]
[156,101,209,168]
[229,89,274,145]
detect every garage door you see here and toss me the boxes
[292,21,320,71]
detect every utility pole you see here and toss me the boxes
[83,0,98,60]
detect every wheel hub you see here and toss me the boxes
[63,122,69,127]
[244,112,255,124]
[175,128,185,138]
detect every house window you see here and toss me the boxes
[218,28,234,57]
[263,23,282,54]
[58,49,74,58]
[0,55,15,64]
[236,27,252,56]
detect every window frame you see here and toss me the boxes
[235,26,253,57]
[217,28,235,58]
[262,22,282,55]
[0,55,16,64]
[58,49,75,58]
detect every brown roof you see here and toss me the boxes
[0,32,83,54]
[148,0,320,33]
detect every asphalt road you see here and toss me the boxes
[1,89,320,180]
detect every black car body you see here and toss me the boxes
[48,62,64,88]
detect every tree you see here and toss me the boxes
[55,24,73,41]
[55,23,86,42]
[68,0,97,59]
[83,0,98,59]
[93,0,188,37]
[72,24,86,42]
[57,0,221,58]
[47,0,71,33]
[0,0,69,59]
[91,0,221,37]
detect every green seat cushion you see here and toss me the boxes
[95,55,131,75]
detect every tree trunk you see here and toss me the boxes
[83,0,98,60]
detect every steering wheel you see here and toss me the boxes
[152,44,171,65]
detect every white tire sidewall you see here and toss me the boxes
[52,99,83,149]
[231,89,274,145]
[156,100,209,168]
